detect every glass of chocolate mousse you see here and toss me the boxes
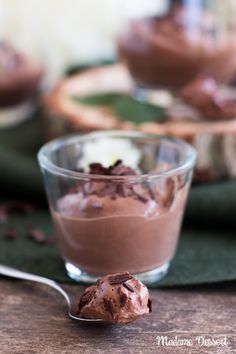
[38,131,196,285]
[118,0,236,100]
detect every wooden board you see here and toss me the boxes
[0,280,235,353]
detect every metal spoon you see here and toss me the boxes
[0,264,102,323]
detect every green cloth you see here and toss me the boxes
[0,115,236,287]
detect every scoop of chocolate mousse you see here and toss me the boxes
[181,76,236,120]
[0,42,42,107]
[77,272,152,324]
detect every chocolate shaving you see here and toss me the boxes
[89,163,107,175]
[28,229,46,244]
[103,298,114,319]
[109,272,133,285]
[78,288,95,313]
[119,293,128,307]
[123,281,135,293]
[89,160,137,177]
[3,228,17,241]
[148,298,152,313]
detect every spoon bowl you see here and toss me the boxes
[0,264,103,323]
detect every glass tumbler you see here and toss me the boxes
[38,131,196,285]
[118,0,236,99]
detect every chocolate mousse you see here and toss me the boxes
[181,76,236,120]
[77,272,151,323]
[118,7,236,89]
[0,42,42,107]
[52,160,189,276]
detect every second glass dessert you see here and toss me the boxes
[38,131,196,285]
[118,0,236,98]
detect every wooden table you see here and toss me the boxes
[0,280,235,354]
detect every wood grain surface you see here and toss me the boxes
[0,280,235,354]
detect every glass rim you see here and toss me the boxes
[37,130,197,182]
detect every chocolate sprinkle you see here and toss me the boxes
[123,281,135,293]
[109,272,133,285]
[78,289,95,313]
[103,298,114,319]
[148,298,152,313]
[89,160,137,177]
[119,293,128,307]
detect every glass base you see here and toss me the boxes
[65,261,170,286]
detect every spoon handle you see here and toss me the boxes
[0,264,69,304]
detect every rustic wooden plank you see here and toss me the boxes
[0,280,235,354]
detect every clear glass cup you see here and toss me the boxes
[118,0,236,99]
[38,131,196,285]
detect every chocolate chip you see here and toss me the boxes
[3,228,17,240]
[123,281,135,293]
[28,229,46,244]
[89,160,137,177]
[78,288,95,313]
[119,293,127,307]
[148,298,152,313]
[103,298,114,319]
[109,272,133,285]
[89,163,107,175]
[110,164,137,176]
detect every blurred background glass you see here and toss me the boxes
[118,0,236,99]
